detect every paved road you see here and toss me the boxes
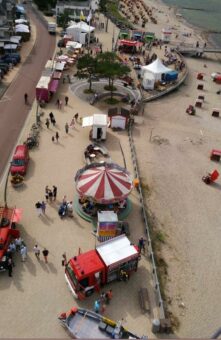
[0,5,55,179]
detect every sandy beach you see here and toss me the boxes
[133,0,221,337]
[0,0,221,338]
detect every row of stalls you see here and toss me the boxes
[118,28,172,44]
[36,59,65,103]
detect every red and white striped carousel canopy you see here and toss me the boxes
[75,163,133,204]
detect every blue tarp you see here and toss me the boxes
[164,70,178,82]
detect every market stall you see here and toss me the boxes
[141,58,172,81]
[82,114,108,141]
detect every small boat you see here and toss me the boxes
[58,307,147,339]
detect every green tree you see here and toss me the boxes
[76,55,97,92]
[96,52,130,99]
[57,9,71,29]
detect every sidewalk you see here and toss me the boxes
[0,13,157,339]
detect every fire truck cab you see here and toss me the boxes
[65,235,139,299]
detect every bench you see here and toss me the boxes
[138,287,150,312]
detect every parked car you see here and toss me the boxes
[0,56,17,65]
[10,144,29,176]
[0,63,9,73]
[4,53,21,62]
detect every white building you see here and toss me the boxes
[56,0,99,22]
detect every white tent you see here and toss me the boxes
[15,19,28,24]
[141,58,172,81]
[66,21,95,44]
[142,71,155,90]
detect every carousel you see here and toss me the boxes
[74,162,133,239]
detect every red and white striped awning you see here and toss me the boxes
[75,163,133,204]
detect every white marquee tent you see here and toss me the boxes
[141,58,172,81]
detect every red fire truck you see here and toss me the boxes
[65,235,140,299]
[0,206,20,271]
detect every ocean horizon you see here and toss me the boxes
[162,0,221,47]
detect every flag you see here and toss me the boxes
[80,10,85,21]
[87,10,92,23]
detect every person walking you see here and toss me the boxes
[62,252,67,266]
[48,189,53,202]
[70,117,75,129]
[24,93,28,104]
[42,248,49,263]
[33,245,40,260]
[52,185,57,201]
[105,289,113,304]
[49,112,54,123]
[56,99,59,108]
[45,185,49,202]
[35,201,42,216]
[74,113,79,122]
[65,122,69,134]
[58,100,62,109]
[65,96,69,106]
[51,116,56,126]
[55,132,59,143]
[7,257,13,277]
[41,201,46,214]
[45,118,50,129]
[138,237,146,254]
[20,245,27,262]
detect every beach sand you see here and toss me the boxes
[133,0,221,336]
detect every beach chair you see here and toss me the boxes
[202,169,219,185]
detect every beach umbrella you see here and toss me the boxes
[75,162,133,204]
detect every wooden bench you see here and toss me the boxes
[138,287,150,312]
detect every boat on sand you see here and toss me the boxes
[58,307,147,339]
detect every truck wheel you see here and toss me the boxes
[85,288,94,297]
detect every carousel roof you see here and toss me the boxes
[75,163,133,204]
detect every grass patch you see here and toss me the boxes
[104,98,119,105]
[84,89,95,94]
[104,85,117,91]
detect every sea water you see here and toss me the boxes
[162,0,221,47]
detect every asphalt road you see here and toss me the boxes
[0,6,55,179]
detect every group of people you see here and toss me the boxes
[33,245,49,263]
[45,185,57,201]
[58,196,73,218]
[5,237,27,277]
[94,289,113,314]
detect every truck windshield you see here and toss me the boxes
[12,159,24,166]
[66,263,79,287]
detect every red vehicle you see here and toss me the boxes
[65,235,140,299]
[0,206,20,271]
[10,144,29,176]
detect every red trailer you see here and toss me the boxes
[36,75,51,102]
[65,235,139,299]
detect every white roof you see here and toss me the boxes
[98,211,118,223]
[142,58,171,75]
[66,41,82,49]
[96,235,138,267]
[67,21,95,33]
[36,76,51,89]
[4,44,17,50]
[15,18,28,24]
[55,61,66,71]
[45,60,54,69]
[143,71,155,80]
[82,114,108,127]
[93,114,107,126]
[82,116,94,127]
